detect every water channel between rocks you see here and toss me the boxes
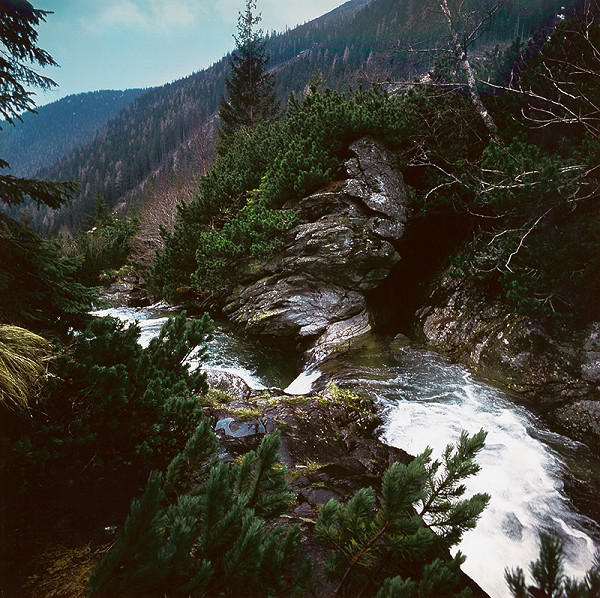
[93,305,600,598]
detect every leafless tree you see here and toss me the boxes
[129,176,198,271]
[435,0,504,142]
[393,0,506,143]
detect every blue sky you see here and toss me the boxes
[32,0,345,106]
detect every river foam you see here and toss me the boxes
[360,352,598,598]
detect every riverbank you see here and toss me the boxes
[90,295,600,597]
[411,270,600,455]
[201,369,489,597]
[8,361,488,597]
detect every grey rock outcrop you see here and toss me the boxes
[413,269,600,449]
[224,137,407,365]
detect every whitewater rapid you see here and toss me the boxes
[94,306,599,597]
[371,350,597,597]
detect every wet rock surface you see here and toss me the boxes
[413,270,600,451]
[100,272,150,308]
[202,372,488,597]
[554,400,600,447]
[224,136,407,364]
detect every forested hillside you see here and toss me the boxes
[2,2,600,596]
[25,0,574,235]
[0,89,144,177]
[151,0,599,322]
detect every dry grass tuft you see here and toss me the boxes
[0,325,53,412]
[23,542,112,598]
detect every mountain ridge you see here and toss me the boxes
[0,89,145,178]
[18,0,571,234]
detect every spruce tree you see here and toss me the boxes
[0,2,91,331]
[0,1,77,211]
[218,0,279,143]
[0,217,95,332]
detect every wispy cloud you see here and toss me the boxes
[213,0,341,34]
[81,0,342,37]
[93,0,204,32]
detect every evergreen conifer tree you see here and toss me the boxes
[505,532,600,598]
[0,217,95,332]
[315,430,490,597]
[0,1,77,212]
[218,0,279,143]
[0,2,92,331]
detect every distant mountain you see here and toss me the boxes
[0,89,145,178]
[24,0,572,234]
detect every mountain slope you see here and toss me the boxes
[0,89,145,178]
[30,0,572,234]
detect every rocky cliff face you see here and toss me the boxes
[215,134,600,452]
[412,270,600,448]
[224,136,407,365]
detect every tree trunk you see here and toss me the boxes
[438,0,503,145]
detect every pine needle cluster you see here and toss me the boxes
[315,430,489,597]
[88,427,307,597]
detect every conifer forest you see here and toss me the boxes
[1,0,600,596]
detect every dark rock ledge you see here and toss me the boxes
[223,136,407,367]
[412,272,600,451]
[202,368,489,597]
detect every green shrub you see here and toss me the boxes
[87,429,307,597]
[151,86,407,299]
[192,191,298,291]
[451,138,600,319]
[506,532,600,597]
[8,312,212,494]
[65,214,138,286]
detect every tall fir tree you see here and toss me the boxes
[0,2,93,332]
[218,0,279,143]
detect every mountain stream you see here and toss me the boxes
[94,305,600,598]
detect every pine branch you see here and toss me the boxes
[332,522,389,598]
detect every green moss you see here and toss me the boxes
[287,458,322,482]
[198,388,235,407]
[249,308,284,324]
[225,406,264,420]
[324,381,373,413]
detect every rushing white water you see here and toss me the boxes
[284,368,322,395]
[93,306,599,597]
[322,346,599,598]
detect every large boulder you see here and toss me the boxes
[224,137,407,364]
